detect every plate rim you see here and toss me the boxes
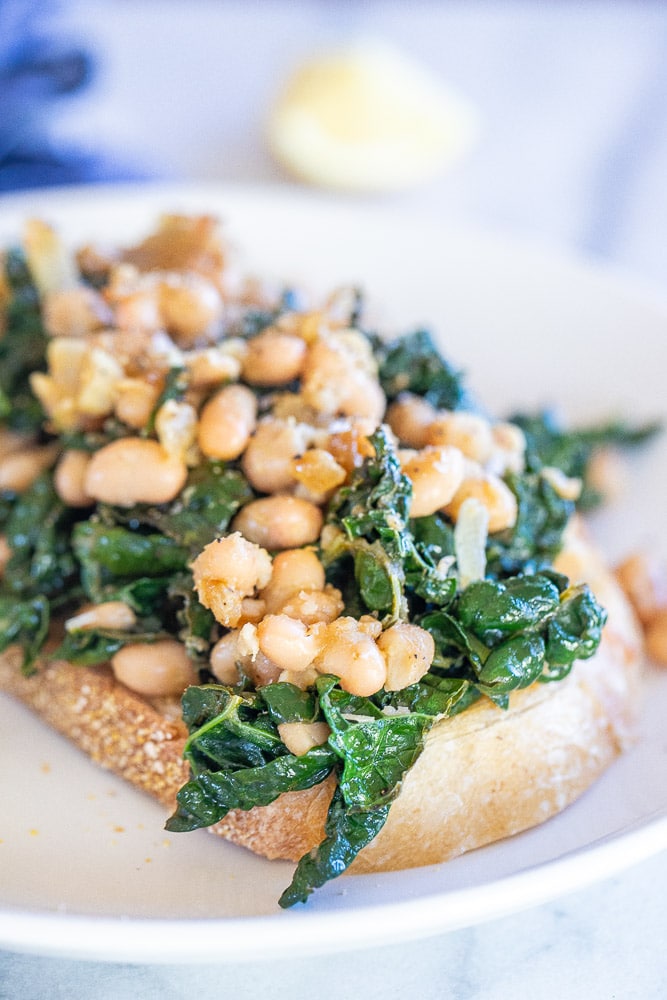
[1,180,666,963]
[2,178,667,315]
[1,807,665,964]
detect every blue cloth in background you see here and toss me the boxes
[0,0,146,191]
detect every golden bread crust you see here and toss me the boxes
[0,523,644,872]
[0,650,189,807]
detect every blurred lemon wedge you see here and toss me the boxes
[267,41,478,193]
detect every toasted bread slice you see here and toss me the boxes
[0,526,643,873]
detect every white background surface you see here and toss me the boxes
[1,2,667,998]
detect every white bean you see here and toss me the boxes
[241,419,312,494]
[209,626,279,686]
[54,449,93,507]
[615,552,667,626]
[256,614,321,672]
[209,631,243,685]
[232,496,323,550]
[277,722,331,756]
[378,622,435,691]
[197,383,257,460]
[301,334,385,422]
[184,345,243,388]
[155,399,199,463]
[111,639,199,697]
[488,421,526,475]
[114,377,161,430]
[291,448,347,496]
[242,329,307,386]
[314,617,387,697]
[66,601,137,632]
[0,444,58,492]
[446,471,518,534]
[260,547,325,614]
[386,394,438,448]
[191,532,273,627]
[645,610,667,666]
[426,412,494,464]
[279,586,345,625]
[402,445,465,518]
[84,438,188,506]
[158,274,223,342]
[42,286,112,338]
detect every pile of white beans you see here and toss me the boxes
[4,213,623,748]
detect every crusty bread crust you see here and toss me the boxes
[0,523,644,873]
[0,650,189,807]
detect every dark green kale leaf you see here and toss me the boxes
[352,544,398,613]
[318,677,431,809]
[418,608,488,675]
[276,673,464,906]
[70,521,197,657]
[543,584,607,676]
[485,472,573,577]
[277,668,479,907]
[181,687,287,773]
[110,575,177,616]
[260,683,320,726]
[69,466,247,664]
[457,574,561,644]
[278,786,390,908]
[73,521,189,580]
[323,427,411,618]
[169,572,216,663]
[330,426,412,549]
[168,745,336,832]
[142,366,189,436]
[54,624,167,667]
[419,573,607,705]
[410,512,455,563]
[99,461,253,555]
[378,329,469,410]
[474,633,546,697]
[179,682,323,752]
[72,521,189,607]
[167,684,336,832]
[54,630,125,666]
[166,683,337,832]
[0,594,50,673]
[406,513,457,604]
[323,429,456,618]
[226,288,300,339]
[2,473,78,601]
[0,249,48,432]
[381,674,478,717]
[335,714,428,808]
[511,410,661,510]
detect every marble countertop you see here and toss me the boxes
[0,852,665,999]
[1,2,666,997]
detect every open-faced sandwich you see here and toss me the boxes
[0,212,654,906]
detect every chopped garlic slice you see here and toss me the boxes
[454,496,489,589]
[23,219,78,296]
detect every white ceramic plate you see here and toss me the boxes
[0,183,666,964]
